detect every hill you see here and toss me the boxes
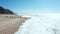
[0,6,15,14]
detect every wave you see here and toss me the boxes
[15,14,60,34]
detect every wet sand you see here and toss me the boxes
[0,14,28,34]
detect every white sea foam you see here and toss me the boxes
[15,14,60,34]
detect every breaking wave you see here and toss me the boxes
[15,14,60,34]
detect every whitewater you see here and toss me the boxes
[14,14,60,34]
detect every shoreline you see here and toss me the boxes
[0,14,29,34]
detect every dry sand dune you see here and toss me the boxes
[0,14,28,34]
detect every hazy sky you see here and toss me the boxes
[0,0,60,14]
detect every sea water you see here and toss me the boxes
[14,14,60,34]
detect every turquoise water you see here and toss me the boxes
[15,14,60,34]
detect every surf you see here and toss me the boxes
[15,14,60,34]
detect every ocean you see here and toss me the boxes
[14,14,60,34]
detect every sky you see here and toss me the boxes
[0,0,60,14]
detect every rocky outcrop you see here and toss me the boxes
[0,6,15,14]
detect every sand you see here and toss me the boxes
[0,14,28,34]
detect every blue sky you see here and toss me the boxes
[0,0,60,14]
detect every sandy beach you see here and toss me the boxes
[0,14,28,34]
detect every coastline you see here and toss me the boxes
[0,14,29,34]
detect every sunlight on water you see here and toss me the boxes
[15,14,60,34]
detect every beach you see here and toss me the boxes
[0,14,28,34]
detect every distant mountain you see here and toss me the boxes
[0,6,15,14]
